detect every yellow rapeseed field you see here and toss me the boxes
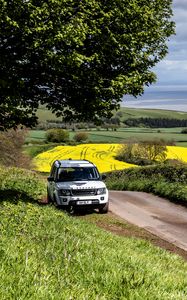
[167,146,187,163]
[33,144,187,173]
[33,144,136,173]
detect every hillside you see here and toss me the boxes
[1,166,187,299]
[37,106,187,123]
[119,107,187,121]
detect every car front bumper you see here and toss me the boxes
[56,194,108,207]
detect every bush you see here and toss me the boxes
[0,128,31,168]
[116,139,167,165]
[73,132,88,142]
[45,128,69,143]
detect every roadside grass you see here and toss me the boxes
[1,166,187,299]
[105,164,187,204]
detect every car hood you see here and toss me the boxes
[56,181,106,190]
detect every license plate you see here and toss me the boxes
[77,200,92,205]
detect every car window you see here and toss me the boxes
[57,167,100,181]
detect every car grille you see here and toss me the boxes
[71,189,96,196]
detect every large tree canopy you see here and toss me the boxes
[0,0,175,129]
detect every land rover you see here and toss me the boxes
[47,159,109,213]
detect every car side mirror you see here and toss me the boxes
[47,176,54,182]
[101,174,106,180]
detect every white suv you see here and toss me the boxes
[47,159,109,213]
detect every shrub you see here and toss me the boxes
[140,139,167,161]
[0,128,31,168]
[116,139,167,165]
[45,128,69,143]
[73,132,88,142]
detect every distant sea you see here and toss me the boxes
[122,88,187,113]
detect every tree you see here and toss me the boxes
[0,0,175,130]
[116,139,168,165]
[139,140,167,162]
[45,129,69,143]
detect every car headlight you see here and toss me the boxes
[96,188,106,195]
[59,189,71,196]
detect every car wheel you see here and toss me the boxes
[53,195,62,209]
[47,189,52,203]
[67,205,76,214]
[99,202,109,214]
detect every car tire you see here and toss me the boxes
[99,202,109,214]
[53,195,62,209]
[67,205,76,214]
[47,189,53,204]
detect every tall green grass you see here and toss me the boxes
[0,166,187,299]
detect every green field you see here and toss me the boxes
[88,128,187,145]
[27,128,187,147]
[29,106,187,148]
[1,166,187,299]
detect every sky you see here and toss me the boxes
[123,0,187,112]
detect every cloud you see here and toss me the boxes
[173,0,187,10]
[151,0,187,84]
[122,0,187,111]
[172,0,187,42]
[160,60,187,71]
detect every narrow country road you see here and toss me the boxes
[109,191,187,251]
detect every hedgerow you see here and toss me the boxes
[105,164,187,203]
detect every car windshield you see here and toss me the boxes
[57,167,100,181]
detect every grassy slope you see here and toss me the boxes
[37,106,187,122]
[119,107,187,121]
[1,167,187,299]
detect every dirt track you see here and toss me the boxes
[109,191,187,251]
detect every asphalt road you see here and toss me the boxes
[109,191,187,251]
